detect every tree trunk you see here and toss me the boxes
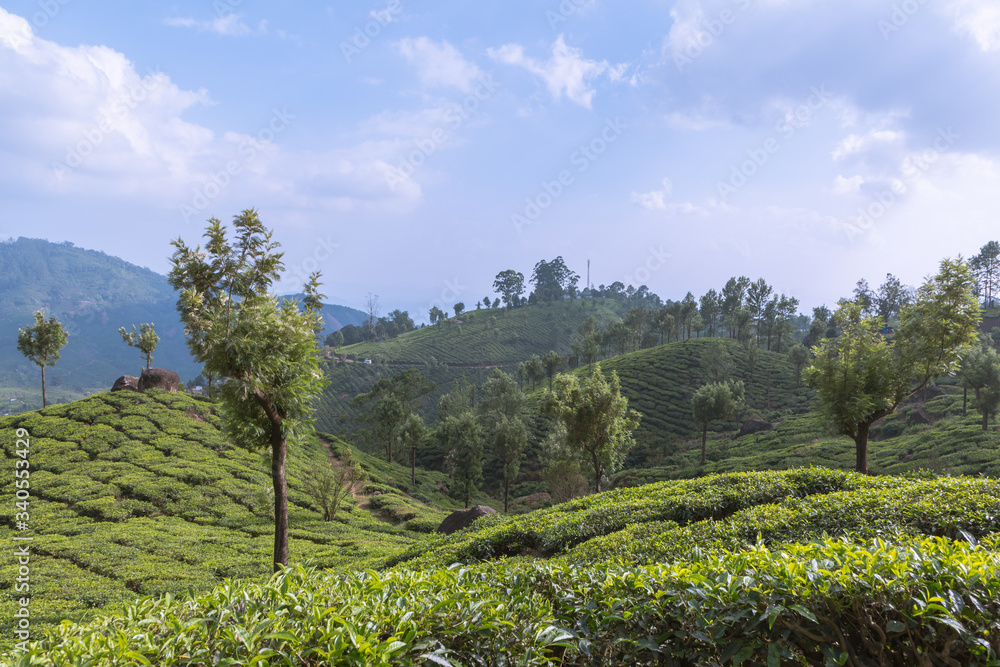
[41,366,47,408]
[271,424,289,572]
[503,477,509,514]
[963,386,967,417]
[464,480,470,509]
[852,422,871,475]
[592,452,603,493]
[983,409,989,432]
[411,446,416,485]
[701,426,708,465]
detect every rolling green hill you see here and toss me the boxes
[0,238,365,408]
[314,299,629,433]
[0,390,468,637]
[570,337,814,467]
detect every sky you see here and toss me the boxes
[1,0,999,321]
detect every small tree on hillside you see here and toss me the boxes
[304,456,366,521]
[526,354,544,390]
[443,411,483,508]
[454,302,465,318]
[805,258,980,474]
[692,381,743,465]
[17,311,68,408]
[398,412,428,485]
[543,364,641,492]
[788,344,811,387]
[542,350,564,391]
[701,341,732,384]
[119,322,159,370]
[479,369,529,513]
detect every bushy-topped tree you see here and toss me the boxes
[544,364,641,492]
[118,322,158,370]
[168,209,328,571]
[805,258,980,474]
[17,311,68,408]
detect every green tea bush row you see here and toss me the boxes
[387,468,898,568]
[13,534,999,666]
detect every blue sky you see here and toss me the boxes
[2,0,999,320]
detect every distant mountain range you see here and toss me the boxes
[0,238,366,391]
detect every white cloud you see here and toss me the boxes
[832,174,865,194]
[398,37,483,93]
[164,13,266,36]
[488,35,622,108]
[832,129,905,160]
[946,0,1000,51]
[0,7,421,216]
[631,178,673,210]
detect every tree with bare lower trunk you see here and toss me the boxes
[168,209,328,572]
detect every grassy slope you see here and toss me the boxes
[0,391,462,636]
[315,300,628,433]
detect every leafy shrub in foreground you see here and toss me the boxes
[12,534,1000,666]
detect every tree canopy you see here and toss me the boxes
[544,364,641,492]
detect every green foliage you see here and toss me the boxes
[17,311,68,407]
[692,380,745,464]
[544,364,640,492]
[442,411,483,508]
[117,322,159,370]
[0,392,428,641]
[807,258,981,473]
[18,487,1000,665]
[169,209,329,570]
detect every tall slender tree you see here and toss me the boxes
[168,209,328,571]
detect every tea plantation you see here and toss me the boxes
[0,390,466,645]
[8,468,1000,665]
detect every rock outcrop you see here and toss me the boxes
[437,505,497,535]
[110,375,139,392]
[734,418,774,439]
[138,368,181,393]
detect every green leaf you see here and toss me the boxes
[768,643,782,667]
